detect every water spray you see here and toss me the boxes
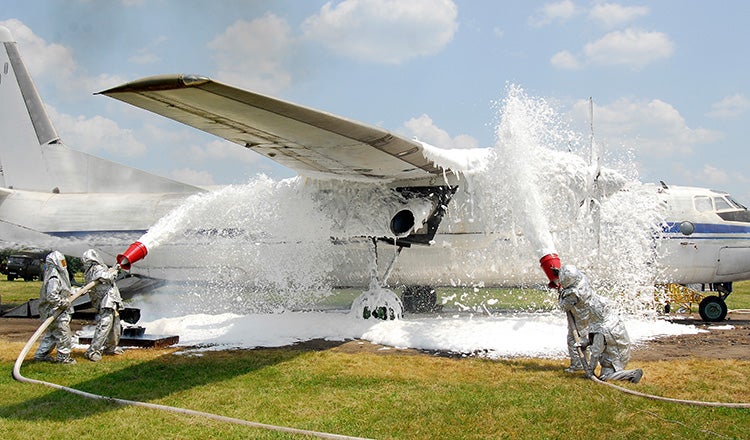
[113,188,221,272]
[116,85,657,314]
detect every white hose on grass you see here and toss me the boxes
[566,312,750,408]
[589,375,750,408]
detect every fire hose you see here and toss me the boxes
[567,311,750,408]
[13,267,371,440]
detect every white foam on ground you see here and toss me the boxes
[135,311,703,359]
[707,325,735,331]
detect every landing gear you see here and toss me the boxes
[350,239,404,320]
[351,287,403,320]
[347,185,458,320]
[402,285,438,313]
[698,296,728,322]
[661,282,732,322]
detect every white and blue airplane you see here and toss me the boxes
[650,182,750,320]
[1,25,748,320]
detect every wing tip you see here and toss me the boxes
[97,74,211,95]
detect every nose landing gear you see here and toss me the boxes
[350,238,404,320]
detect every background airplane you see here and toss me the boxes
[2,25,749,321]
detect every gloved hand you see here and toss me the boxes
[56,299,71,310]
[115,266,128,281]
[575,339,590,349]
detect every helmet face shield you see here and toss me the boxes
[82,249,104,266]
[45,251,66,272]
[558,265,581,289]
[43,250,71,287]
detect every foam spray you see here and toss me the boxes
[120,85,665,316]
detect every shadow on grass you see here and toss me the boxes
[504,358,567,373]
[2,340,345,422]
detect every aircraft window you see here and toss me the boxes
[727,195,748,210]
[694,196,713,212]
[714,197,733,211]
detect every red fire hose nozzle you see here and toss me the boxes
[117,241,148,270]
[540,253,561,289]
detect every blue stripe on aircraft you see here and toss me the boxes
[44,225,750,241]
[45,228,245,239]
[46,230,147,238]
[663,222,750,235]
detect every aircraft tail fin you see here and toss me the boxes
[0,25,198,194]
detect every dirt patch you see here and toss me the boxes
[630,312,750,362]
[3,312,749,361]
[0,317,87,343]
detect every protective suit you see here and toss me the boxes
[82,249,123,362]
[33,251,76,364]
[558,265,643,383]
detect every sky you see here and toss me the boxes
[2,0,749,202]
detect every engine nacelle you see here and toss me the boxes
[390,209,416,237]
[382,186,458,246]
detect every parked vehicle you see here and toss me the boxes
[6,254,43,281]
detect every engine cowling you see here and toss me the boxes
[383,185,458,246]
[390,209,416,237]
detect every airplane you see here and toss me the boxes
[650,182,750,321]
[1,24,749,321]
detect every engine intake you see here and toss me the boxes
[380,185,458,246]
[390,209,416,237]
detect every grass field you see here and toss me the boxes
[1,340,749,439]
[0,279,43,307]
[1,281,750,438]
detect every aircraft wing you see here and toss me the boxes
[99,75,448,183]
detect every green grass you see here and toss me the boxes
[0,279,42,304]
[1,344,749,439]
[326,281,750,315]
[0,273,85,311]
[727,280,750,310]
[317,286,557,312]
[2,281,749,438]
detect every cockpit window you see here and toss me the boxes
[727,195,747,210]
[714,197,733,211]
[694,196,713,212]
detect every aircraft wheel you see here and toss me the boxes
[402,285,437,313]
[352,288,403,320]
[698,295,727,322]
